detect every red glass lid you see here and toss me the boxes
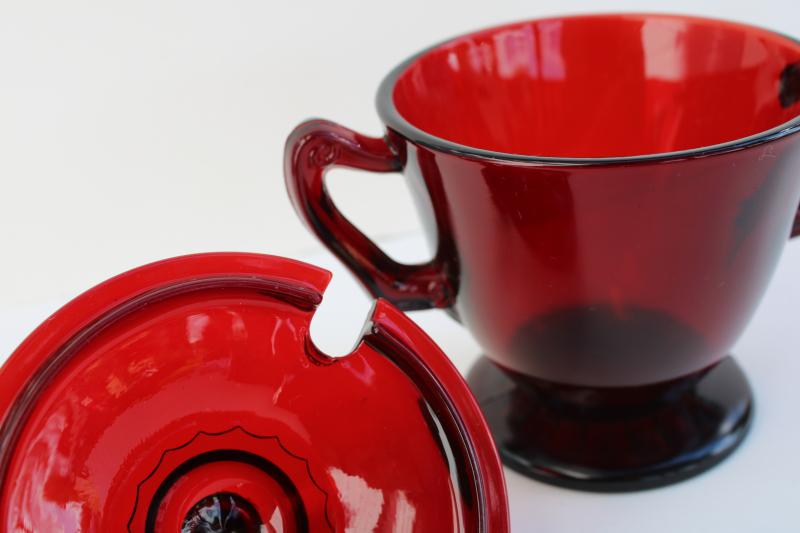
[0,253,508,532]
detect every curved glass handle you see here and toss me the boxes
[782,62,800,239]
[793,205,800,238]
[284,119,454,311]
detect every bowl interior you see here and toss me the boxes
[391,14,800,158]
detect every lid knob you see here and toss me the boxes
[153,460,302,533]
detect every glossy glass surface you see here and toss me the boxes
[0,254,508,531]
[391,14,800,158]
[468,355,753,491]
[398,134,800,387]
[285,13,800,490]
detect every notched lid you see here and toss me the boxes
[0,253,508,532]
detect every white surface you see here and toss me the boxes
[0,0,798,307]
[2,234,799,533]
[1,1,799,531]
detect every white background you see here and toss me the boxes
[0,0,798,307]
[1,1,799,531]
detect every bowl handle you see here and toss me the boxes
[284,119,454,311]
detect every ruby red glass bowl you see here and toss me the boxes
[285,13,800,491]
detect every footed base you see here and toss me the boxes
[467,356,753,492]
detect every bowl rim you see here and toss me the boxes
[376,12,800,166]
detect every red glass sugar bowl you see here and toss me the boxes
[285,13,800,491]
